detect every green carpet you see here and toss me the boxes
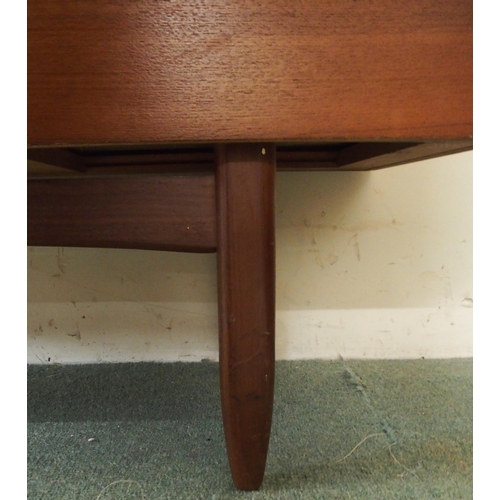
[28,359,472,499]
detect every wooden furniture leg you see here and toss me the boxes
[216,144,276,490]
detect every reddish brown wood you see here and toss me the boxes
[27,140,472,177]
[27,0,472,491]
[28,0,471,146]
[27,175,217,252]
[333,140,473,171]
[216,144,276,490]
[27,149,87,172]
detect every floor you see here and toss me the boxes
[28,358,472,499]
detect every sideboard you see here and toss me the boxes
[28,0,472,490]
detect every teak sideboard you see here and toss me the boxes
[27,0,472,490]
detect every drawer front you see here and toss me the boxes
[28,0,472,146]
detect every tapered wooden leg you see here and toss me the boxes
[216,143,276,490]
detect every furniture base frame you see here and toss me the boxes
[28,143,276,490]
[27,139,472,489]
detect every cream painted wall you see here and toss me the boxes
[27,152,472,364]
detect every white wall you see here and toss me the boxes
[27,152,472,364]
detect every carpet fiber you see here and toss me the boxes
[28,358,472,499]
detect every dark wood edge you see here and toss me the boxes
[27,140,472,176]
[333,140,473,171]
[27,148,87,172]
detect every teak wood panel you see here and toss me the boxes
[28,0,472,146]
[27,175,217,253]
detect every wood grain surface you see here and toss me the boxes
[216,144,276,490]
[28,0,472,146]
[27,175,217,252]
